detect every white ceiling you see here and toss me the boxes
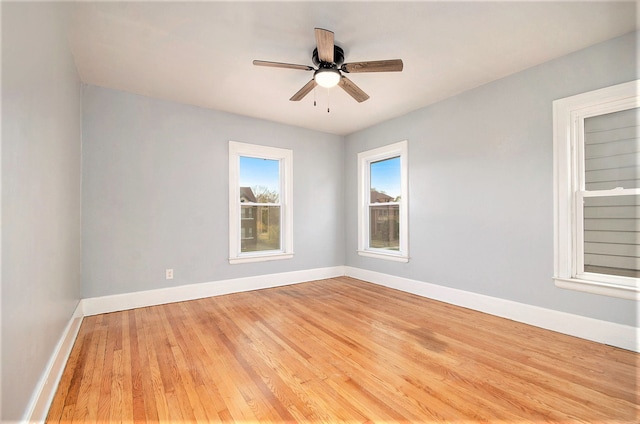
[68,1,638,136]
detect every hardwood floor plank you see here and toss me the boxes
[213,309,297,422]
[243,316,360,422]
[131,309,159,423]
[279,303,427,421]
[187,299,264,423]
[258,284,498,419]
[96,314,115,422]
[324,278,635,418]
[46,277,639,423]
[45,316,93,423]
[121,311,135,423]
[175,302,235,421]
[275,287,497,421]
[163,303,216,422]
[83,315,107,423]
[126,310,147,423]
[149,306,192,423]
[138,307,170,422]
[56,316,96,418]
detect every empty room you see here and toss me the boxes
[2,1,638,423]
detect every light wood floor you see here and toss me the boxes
[47,277,638,423]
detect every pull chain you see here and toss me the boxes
[327,88,330,113]
[313,86,317,107]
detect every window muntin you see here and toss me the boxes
[229,141,293,264]
[553,81,639,299]
[357,141,408,262]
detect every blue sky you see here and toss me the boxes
[240,155,399,198]
[240,156,280,193]
[370,156,401,198]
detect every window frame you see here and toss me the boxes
[357,140,409,262]
[228,141,293,264]
[553,80,639,300]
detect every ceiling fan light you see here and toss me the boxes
[315,69,341,88]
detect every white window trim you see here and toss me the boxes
[229,141,293,264]
[357,140,409,262]
[553,80,639,300]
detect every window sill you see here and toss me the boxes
[229,252,294,265]
[358,250,409,263]
[554,277,639,301]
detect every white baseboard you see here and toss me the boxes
[27,264,637,423]
[81,266,346,316]
[23,267,345,423]
[24,302,84,423]
[345,266,639,352]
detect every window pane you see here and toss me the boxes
[584,107,639,190]
[239,156,280,203]
[239,156,281,253]
[583,195,639,277]
[370,156,401,202]
[369,204,399,250]
[241,205,280,252]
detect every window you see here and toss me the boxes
[358,140,408,262]
[553,80,639,300]
[229,141,293,264]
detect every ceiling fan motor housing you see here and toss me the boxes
[312,46,345,68]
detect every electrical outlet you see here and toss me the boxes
[165,269,174,280]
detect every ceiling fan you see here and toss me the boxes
[253,28,403,104]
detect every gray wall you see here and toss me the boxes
[344,32,638,326]
[1,3,82,421]
[81,86,344,298]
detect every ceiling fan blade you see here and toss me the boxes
[290,79,317,101]
[338,76,369,103]
[341,59,404,73]
[253,60,314,71]
[315,28,334,63]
